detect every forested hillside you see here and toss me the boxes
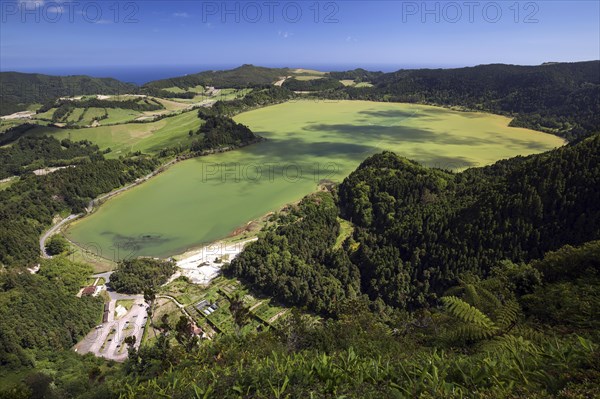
[144,64,289,90]
[224,192,358,315]
[11,240,595,398]
[0,72,137,115]
[0,257,102,369]
[228,135,600,312]
[0,153,158,266]
[0,136,99,179]
[334,61,600,140]
[282,77,344,91]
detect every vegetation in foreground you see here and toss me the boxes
[2,240,598,398]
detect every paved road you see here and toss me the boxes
[40,214,81,258]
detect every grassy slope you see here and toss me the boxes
[25,110,201,157]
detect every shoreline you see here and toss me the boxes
[40,137,266,262]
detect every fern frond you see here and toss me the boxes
[453,324,496,341]
[495,300,521,331]
[463,284,480,308]
[442,296,495,329]
[477,286,502,311]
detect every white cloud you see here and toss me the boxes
[278,31,293,39]
[346,36,358,43]
[173,12,190,18]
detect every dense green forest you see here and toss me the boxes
[328,68,385,82]
[193,113,258,149]
[0,153,158,266]
[330,62,600,140]
[282,77,344,91]
[0,124,37,146]
[0,136,99,179]
[0,257,102,369]
[144,64,290,90]
[4,240,598,397]
[110,258,176,294]
[227,135,600,313]
[0,72,137,115]
[224,192,358,315]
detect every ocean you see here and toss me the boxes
[1,64,447,85]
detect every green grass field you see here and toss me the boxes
[294,75,325,81]
[33,108,57,120]
[58,107,141,126]
[163,85,205,94]
[25,110,201,157]
[0,119,27,133]
[65,100,565,259]
[0,176,18,191]
[340,80,373,87]
[67,107,86,123]
[83,108,107,123]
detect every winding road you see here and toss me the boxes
[40,214,81,258]
[39,159,178,259]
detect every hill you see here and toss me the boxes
[337,61,600,140]
[227,134,600,313]
[0,72,138,116]
[143,64,290,90]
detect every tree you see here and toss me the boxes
[124,335,136,348]
[229,293,250,335]
[45,234,68,256]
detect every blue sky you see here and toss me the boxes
[1,0,599,71]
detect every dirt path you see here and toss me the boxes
[0,176,16,184]
[273,76,291,87]
[249,301,264,312]
[268,309,289,324]
[157,295,195,319]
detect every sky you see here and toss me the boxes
[1,0,599,74]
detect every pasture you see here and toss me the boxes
[25,110,202,156]
[65,100,565,259]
